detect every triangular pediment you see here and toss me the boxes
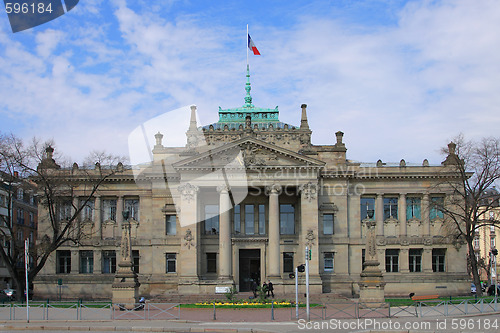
[173,137,325,170]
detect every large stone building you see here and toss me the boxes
[34,69,469,299]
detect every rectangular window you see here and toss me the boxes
[165,215,177,235]
[82,200,94,221]
[406,197,421,220]
[132,250,139,274]
[204,205,219,235]
[385,249,399,272]
[360,197,375,221]
[323,214,334,235]
[245,204,255,235]
[324,252,334,272]
[29,212,34,226]
[166,253,176,273]
[409,249,422,273]
[283,252,294,273]
[474,237,480,249]
[58,200,72,221]
[362,249,365,269]
[432,249,446,272]
[57,250,71,274]
[17,208,24,225]
[383,197,398,220]
[280,204,295,235]
[207,253,217,273]
[429,196,444,219]
[102,250,116,274]
[102,199,117,222]
[258,204,265,235]
[17,229,23,241]
[124,198,140,221]
[491,237,496,248]
[234,205,241,234]
[79,250,93,274]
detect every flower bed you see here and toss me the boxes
[182,301,309,308]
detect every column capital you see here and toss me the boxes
[178,183,199,202]
[265,184,281,195]
[217,184,230,193]
[399,193,406,198]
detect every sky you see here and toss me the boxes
[1,0,499,165]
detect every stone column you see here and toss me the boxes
[399,193,407,237]
[349,193,361,238]
[117,196,124,229]
[300,182,320,281]
[376,193,384,236]
[70,250,78,275]
[178,183,200,293]
[400,248,409,273]
[218,185,232,280]
[423,194,431,236]
[423,248,433,273]
[95,196,102,239]
[267,185,281,278]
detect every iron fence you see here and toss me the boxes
[0,297,498,321]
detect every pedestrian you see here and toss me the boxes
[267,280,274,298]
[262,282,268,298]
[251,279,257,298]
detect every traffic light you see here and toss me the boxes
[289,273,295,279]
[297,264,305,273]
[493,249,498,256]
[305,248,311,261]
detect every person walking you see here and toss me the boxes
[251,279,258,298]
[267,280,274,298]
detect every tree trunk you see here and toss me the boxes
[468,240,483,296]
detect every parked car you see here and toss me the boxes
[487,284,500,296]
[471,283,477,294]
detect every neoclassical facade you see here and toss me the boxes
[34,71,469,299]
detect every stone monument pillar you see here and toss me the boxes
[358,220,386,307]
[112,210,140,309]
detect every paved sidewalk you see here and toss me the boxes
[1,310,500,333]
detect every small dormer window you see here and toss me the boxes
[17,188,23,200]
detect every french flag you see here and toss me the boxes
[248,34,261,55]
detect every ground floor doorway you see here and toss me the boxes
[239,249,261,292]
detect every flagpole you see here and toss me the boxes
[246,24,249,67]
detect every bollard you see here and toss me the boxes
[213,302,216,320]
[271,301,274,321]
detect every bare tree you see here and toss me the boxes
[0,133,124,300]
[436,135,500,296]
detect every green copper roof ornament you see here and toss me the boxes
[244,64,253,107]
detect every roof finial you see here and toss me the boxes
[244,64,253,107]
[189,105,198,131]
[300,104,310,130]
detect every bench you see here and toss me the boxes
[411,294,439,301]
